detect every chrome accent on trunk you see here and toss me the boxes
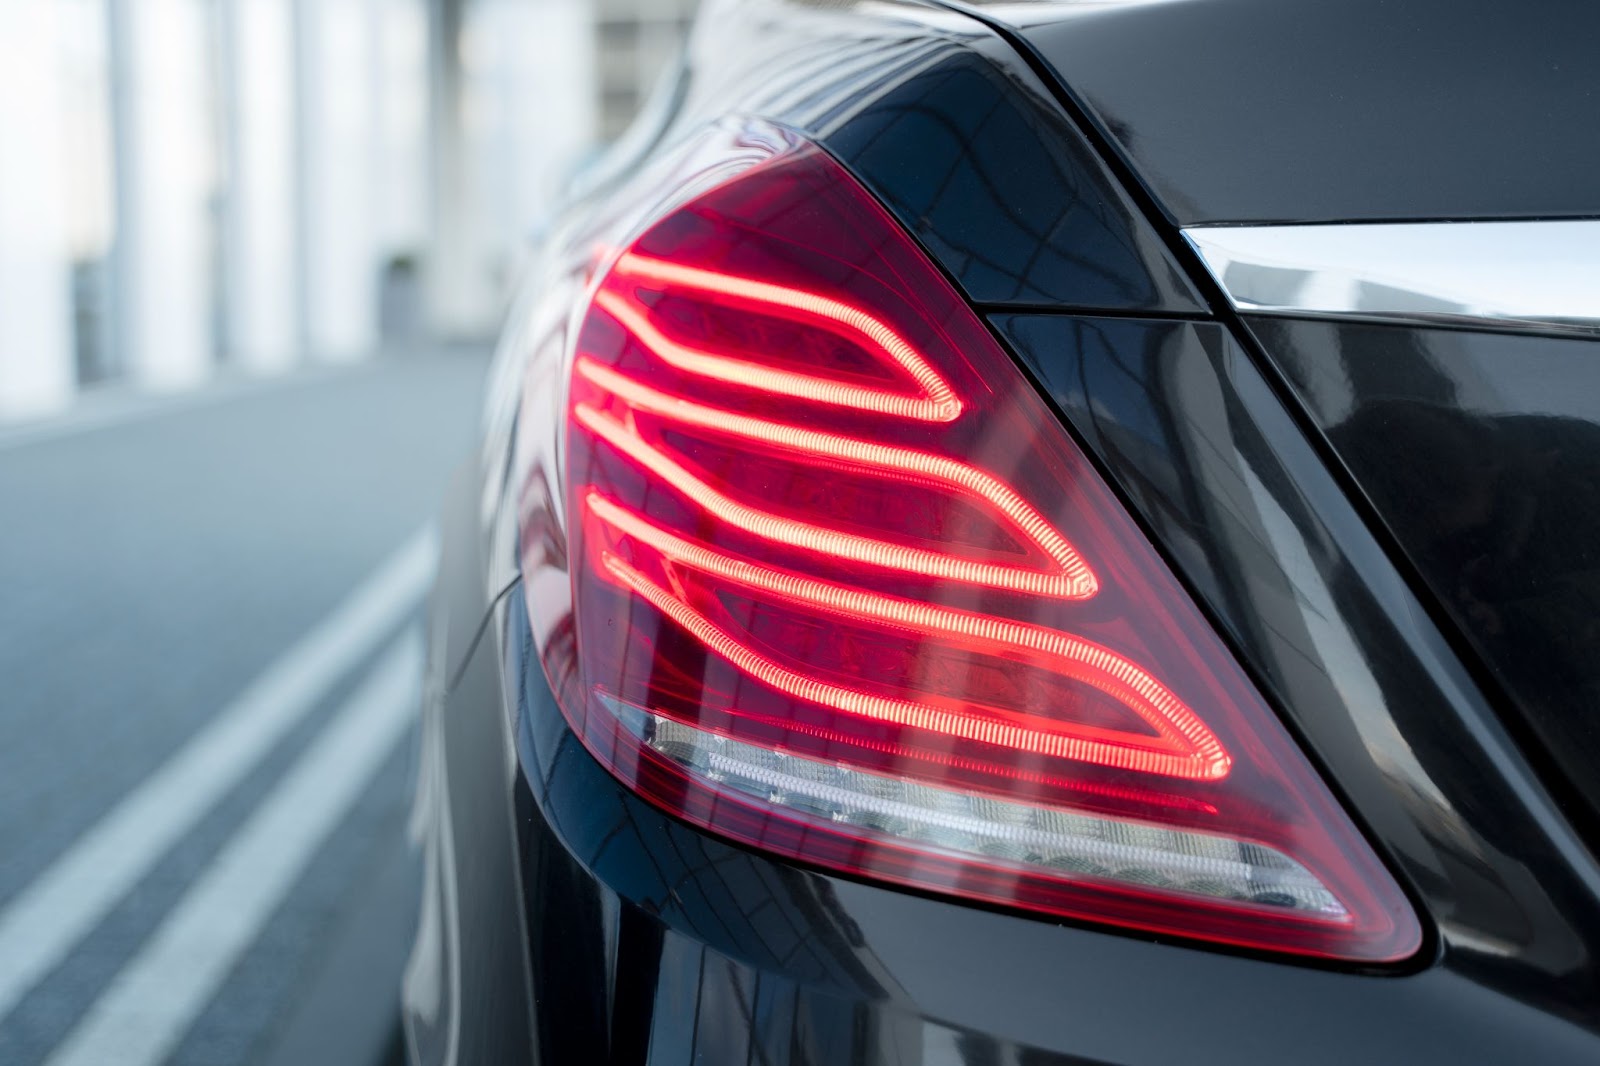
[1186,221,1600,335]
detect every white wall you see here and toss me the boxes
[0,1,76,416]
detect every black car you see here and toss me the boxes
[402,0,1600,1061]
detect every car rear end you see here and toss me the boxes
[404,0,1600,1061]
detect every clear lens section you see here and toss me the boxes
[537,124,1422,962]
[631,706,1346,920]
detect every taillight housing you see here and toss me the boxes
[523,124,1421,962]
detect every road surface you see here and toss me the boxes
[0,350,490,1066]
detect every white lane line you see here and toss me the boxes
[44,628,426,1066]
[0,526,437,1023]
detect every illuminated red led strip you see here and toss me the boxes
[574,358,1098,600]
[590,493,1230,781]
[604,252,961,422]
[575,401,1095,601]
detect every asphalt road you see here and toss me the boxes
[0,349,491,1066]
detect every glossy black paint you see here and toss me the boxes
[819,48,1203,311]
[998,313,1600,1024]
[1246,316,1600,830]
[945,0,1600,224]
[996,313,1600,1031]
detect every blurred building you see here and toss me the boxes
[594,0,694,140]
[0,0,693,418]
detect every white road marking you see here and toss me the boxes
[0,526,437,1023]
[43,628,426,1066]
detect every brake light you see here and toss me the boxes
[536,133,1420,962]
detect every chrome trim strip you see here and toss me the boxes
[1185,221,1600,336]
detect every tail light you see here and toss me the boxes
[526,127,1421,962]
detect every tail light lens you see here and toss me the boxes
[529,129,1421,962]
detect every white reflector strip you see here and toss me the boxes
[624,708,1347,920]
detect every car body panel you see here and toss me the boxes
[946,0,1600,224]
[997,313,1600,1023]
[818,46,1203,311]
[403,463,534,1065]
[1245,315,1600,831]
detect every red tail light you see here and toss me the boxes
[539,132,1420,962]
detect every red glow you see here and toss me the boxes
[574,357,1098,599]
[604,251,962,422]
[541,135,1422,962]
[588,492,1227,780]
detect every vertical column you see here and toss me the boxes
[425,0,482,337]
[0,2,75,416]
[296,0,381,362]
[221,0,300,373]
[107,0,216,390]
[372,0,431,344]
[374,0,431,254]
